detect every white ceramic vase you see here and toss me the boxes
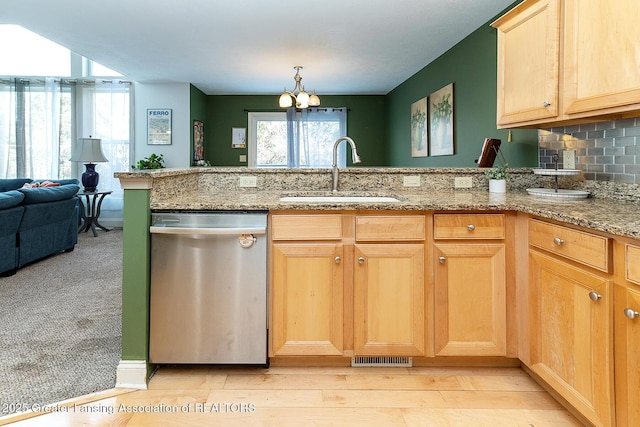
[489,179,507,193]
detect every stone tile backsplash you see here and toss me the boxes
[539,118,640,184]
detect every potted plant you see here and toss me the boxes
[132,153,165,170]
[484,149,509,193]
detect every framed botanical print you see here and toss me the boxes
[410,97,428,157]
[429,83,454,156]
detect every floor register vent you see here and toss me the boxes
[351,356,412,367]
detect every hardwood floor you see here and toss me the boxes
[1,366,583,426]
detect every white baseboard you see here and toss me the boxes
[115,360,148,389]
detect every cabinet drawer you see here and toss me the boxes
[355,215,425,241]
[627,244,640,285]
[434,214,505,239]
[528,219,610,272]
[271,214,342,240]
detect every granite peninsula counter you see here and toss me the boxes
[116,167,640,239]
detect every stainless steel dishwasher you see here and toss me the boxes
[149,211,268,365]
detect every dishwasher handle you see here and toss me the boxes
[150,226,266,235]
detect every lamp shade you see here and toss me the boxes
[70,138,108,163]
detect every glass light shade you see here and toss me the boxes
[279,92,293,108]
[308,91,320,107]
[296,89,310,108]
[70,138,108,163]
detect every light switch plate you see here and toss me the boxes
[454,177,473,188]
[563,150,576,169]
[239,176,257,187]
[403,175,421,187]
[239,154,247,162]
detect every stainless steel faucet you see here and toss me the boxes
[332,136,361,192]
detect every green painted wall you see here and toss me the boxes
[206,95,387,166]
[386,3,539,168]
[190,84,208,165]
[121,189,151,365]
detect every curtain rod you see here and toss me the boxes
[243,107,350,112]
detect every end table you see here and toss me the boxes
[77,190,112,237]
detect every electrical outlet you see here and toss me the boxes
[239,154,247,162]
[454,177,473,188]
[563,150,576,169]
[403,175,421,187]
[238,176,257,187]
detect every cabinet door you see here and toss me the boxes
[614,285,640,426]
[563,0,640,116]
[271,243,344,356]
[434,243,506,356]
[529,250,614,427]
[492,0,560,126]
[353,244,425,356]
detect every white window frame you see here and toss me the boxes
[247,112,286,168]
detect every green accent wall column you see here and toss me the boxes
[121,188,152,374]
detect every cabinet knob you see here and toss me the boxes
[553,237,564,245]
[467,224,475,231]
[358,257,365,264]
[624,308,639,319]
[439,256,446,264]
[588,291,602,301]
[543,101,551,107]
[335,256,341,264]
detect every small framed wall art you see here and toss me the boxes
[429,83,454,156]
[193,120,204,162]
[410,96,428,157]
[147,109,172,145]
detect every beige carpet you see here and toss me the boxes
[0,228,122,416]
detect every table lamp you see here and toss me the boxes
[70,137,109,192]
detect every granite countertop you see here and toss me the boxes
[150,189,640,240]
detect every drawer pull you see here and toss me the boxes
[358,257,365,264]
[543,101,551,107]
[467,224,475,231]
[439,257,446,264]
[335,256,341,264]
[553,237,564,245]
[624,308,639,319]
[588,291,602,301]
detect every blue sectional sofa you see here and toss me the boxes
[0,178,80,276]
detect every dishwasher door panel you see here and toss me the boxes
[149,232,267,364]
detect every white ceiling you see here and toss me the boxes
[1,0,514,96]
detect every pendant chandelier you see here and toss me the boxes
[278,66,320,108]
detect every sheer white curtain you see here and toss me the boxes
[286,107,347,167]
[75,80,132,223]
[0,78,73,179]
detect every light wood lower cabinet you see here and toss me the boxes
[270,212,426,358]
[433,213,508,357]
[433,243,506,356]
[528,249,614,426]
[614,284,640,426]
[353,243,425,356]
[271,242,344,356]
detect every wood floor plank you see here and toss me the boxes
[2,366,582,426]
[401,408,583,426]
[223,373,347,390]
[345,373,464,390]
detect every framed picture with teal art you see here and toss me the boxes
[193,120,204,163]
[429,83,454,156]
[410,96,428,157]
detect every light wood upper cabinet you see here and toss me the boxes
[563,0,640,117]
[492,0,560,127]
[493,0,640,128]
